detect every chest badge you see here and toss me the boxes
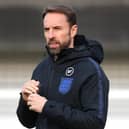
[65,67,74,77]
[59,77,73,95]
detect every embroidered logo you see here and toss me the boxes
[65,67,74,77]
[59,77,73,95]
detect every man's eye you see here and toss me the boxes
[44,28,49,31]
[54,27,62,30]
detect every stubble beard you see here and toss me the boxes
[47,39,71,55]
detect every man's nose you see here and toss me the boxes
[48,29,55,39]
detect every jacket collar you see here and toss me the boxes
[46,34,104,64]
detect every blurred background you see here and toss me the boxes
[0,0,129,129]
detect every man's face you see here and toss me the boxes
[43,12,77,55]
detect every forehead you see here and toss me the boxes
[43,12,69,27]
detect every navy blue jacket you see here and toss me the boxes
[17,35,109,129]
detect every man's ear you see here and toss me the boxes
[71,24,78,38]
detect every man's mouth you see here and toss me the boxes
[49,43,59,49]
[48,41,60,49]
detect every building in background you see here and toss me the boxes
[0,0,129,56]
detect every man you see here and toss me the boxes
[17,5,109,129]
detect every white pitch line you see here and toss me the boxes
[109,89,129,99]
[0,89,20,99]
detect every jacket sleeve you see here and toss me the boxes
[16,95,38,128]
[16,60,47,128]
[42,72,109,129]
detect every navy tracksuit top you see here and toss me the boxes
[17,35,109,129]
